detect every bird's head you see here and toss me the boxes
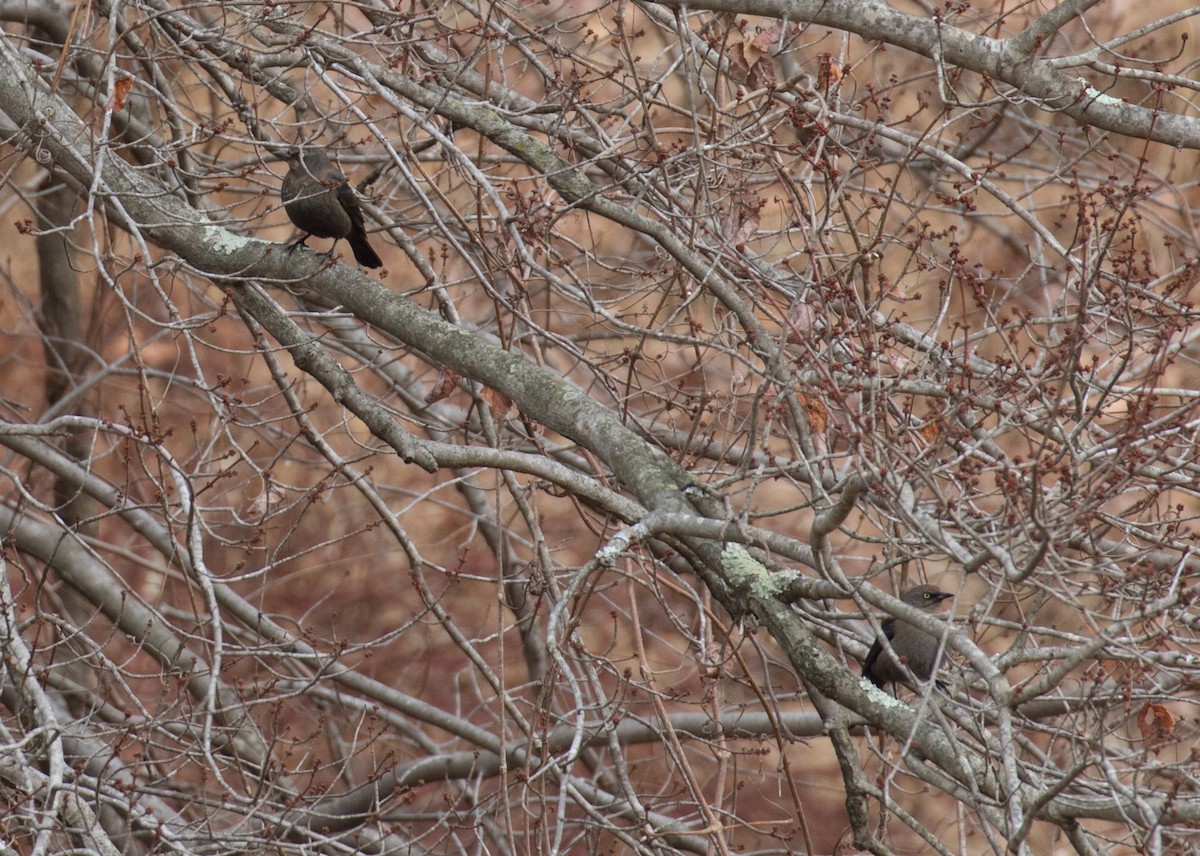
[903,585,952,611]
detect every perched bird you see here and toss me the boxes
[862,585,953,689]
[281,149,382,268]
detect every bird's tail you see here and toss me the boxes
[348,231,383,268]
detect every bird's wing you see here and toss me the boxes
[337,182,368,231]
[861,618,897,679]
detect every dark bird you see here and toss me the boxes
[862,585,953,689]
[281,149,382,268]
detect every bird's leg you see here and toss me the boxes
[286,234,339,265]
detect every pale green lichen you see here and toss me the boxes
[1078,79,1123,108]
[860,677,907,707]
[1089,91,1124,107]
[206,227,254,254]
[721,543,802,598]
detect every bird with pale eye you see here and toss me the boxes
[281,148,382,269]
[862,585,953,690]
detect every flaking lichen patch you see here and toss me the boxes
[206,227,254,254]
[720,543,802,599]
[861,677,906,708]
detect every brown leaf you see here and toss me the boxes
[425,365,461,403]
[745,57,776,91]
[785,300,818,343]
[733,26,779,91]
[731,213,759,252]
[798,393,827,433]
[481,386,514,419]
[819,53,844,90]
[751,22,782,54]
[725,48,752,86]
[106,77,134,112]
[1137,702,1176,749]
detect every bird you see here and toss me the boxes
[281,148,383,268]
[862,585,953,689]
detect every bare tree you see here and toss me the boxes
[0,0,1199,854]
